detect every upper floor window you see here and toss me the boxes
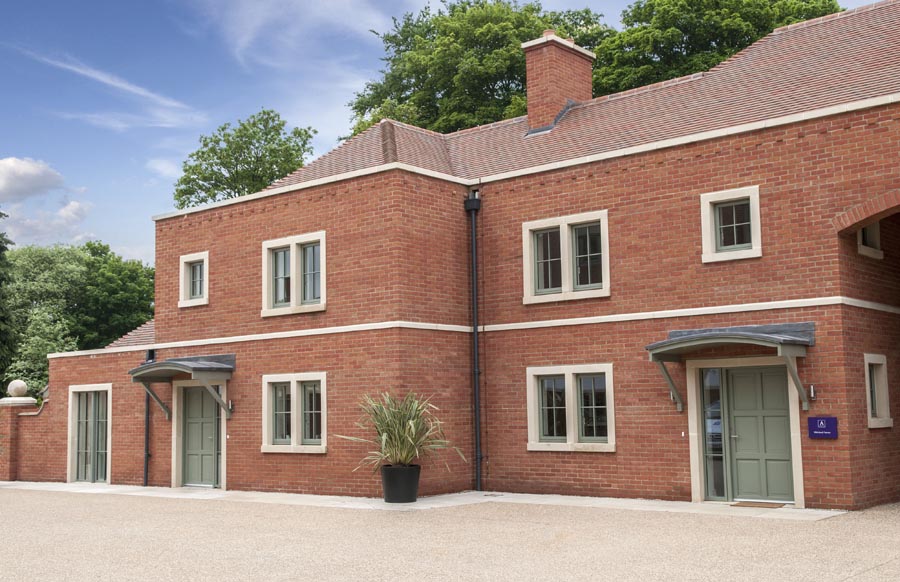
[526,364,616,452]
[700,186,762,263]
[178,251,209,308]
[261,232,326,317]
[522,210,609,304]
[858,221,883,260]
[865,354,892,429]
[261,372,327,453]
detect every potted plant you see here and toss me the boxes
[338,392,465,503]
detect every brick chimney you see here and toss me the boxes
[522,30,595,131]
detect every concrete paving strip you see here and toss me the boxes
[0,480,843,521]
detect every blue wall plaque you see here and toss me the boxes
[808,417,838,439]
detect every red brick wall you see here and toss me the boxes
[839,306,900,508]
[840,212,900,307]
[478,306,857,508]
[0,407,18,480]
[39,329,472,497]
[154,171,470,344]
[478,103,900,327]
[524,37,593,129]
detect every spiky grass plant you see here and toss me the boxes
[337,392,465,471]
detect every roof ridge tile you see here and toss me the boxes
[773,0,898,34]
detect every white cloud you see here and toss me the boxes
[5,199,94,246]
[186,0,411,68]
[146,158,182,180]
[19,48,206,131]
[0,157,65,203]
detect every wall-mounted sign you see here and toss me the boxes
[808,417,838,439]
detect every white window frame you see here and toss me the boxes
[522,210,610,304]
[700,186,762,263]
[66,383,113,483]
[261,372,327,453]
[178,251,209,308]
[865,353,892,429]
[525,364,615,452]
[858,221,883,260]
[261,231,326,317]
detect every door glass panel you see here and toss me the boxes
[75,391,107,483]
[701,369,726,500]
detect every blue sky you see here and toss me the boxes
[0,1,871,263]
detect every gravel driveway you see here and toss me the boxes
[1,487,899,581]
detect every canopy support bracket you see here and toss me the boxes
[654,360,684,413]
[203,383,232,419]
[780,354,810,411]
[140,382,171,421]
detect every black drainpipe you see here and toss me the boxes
[143,349,155,487]
[465,189,483,491]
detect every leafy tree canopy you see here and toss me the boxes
[0,212,16,382]
[174,109,316,209]
[594,0,841,96]
[350,0,840,136]
[4,243,155,394]
[349,0,612,135]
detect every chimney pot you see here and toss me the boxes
[543,29,556,37]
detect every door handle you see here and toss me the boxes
[730,434,740,439]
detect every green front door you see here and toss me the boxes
[727,367,793,502]
[183,386,219,487]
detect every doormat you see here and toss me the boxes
[731,501,785,508]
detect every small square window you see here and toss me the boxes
[522,210,609,304]
[865,354,892,429]
[262,373,327,453]
[858,222,883,260]
[178,251,209,308]
[527,364,616,452]
[261,232,326,317]
[700,186,762,263]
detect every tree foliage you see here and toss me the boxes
[174,109,316,209]
[0,213,17,386]
[350,0,841,136]
[349,1,612,135]
[4,243,155,394]
[593,0,842,96]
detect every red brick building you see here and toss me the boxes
[3,1,900,509]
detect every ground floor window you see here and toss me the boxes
[68,384,112,483]
[526,364,615,452]
[865,354,892,429]
[261,372,327,453]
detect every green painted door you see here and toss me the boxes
[183,386,219,487]
[727,368,793,502]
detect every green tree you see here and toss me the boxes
[0,212,16,393]
[69,241,155,350]
[593,0,841,96]
[174,109,316,209]
[5,305,77,395]
[349,1,612,135]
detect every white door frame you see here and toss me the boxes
[171,380,227,490]
[686,356,805,507]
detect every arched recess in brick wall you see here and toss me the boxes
[833,190,900,233]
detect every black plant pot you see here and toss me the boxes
[381,464,421,503]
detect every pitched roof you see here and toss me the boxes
[270,0,900,188]
[106,319,155,349]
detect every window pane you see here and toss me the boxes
[735,223,751,246]
[272,248,291,307]
[272,383,291,444]
[578,374,607,441]
[715,200,752,251]
[702,369,726,499]
[869,363,879,417]
[189,262,204,299]
[534,229,562,292]
[302,243,321,304]
[539,375,566,440]
[574,223,602,289]
[302,382,322,444]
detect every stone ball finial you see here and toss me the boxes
[7,379,27,397]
